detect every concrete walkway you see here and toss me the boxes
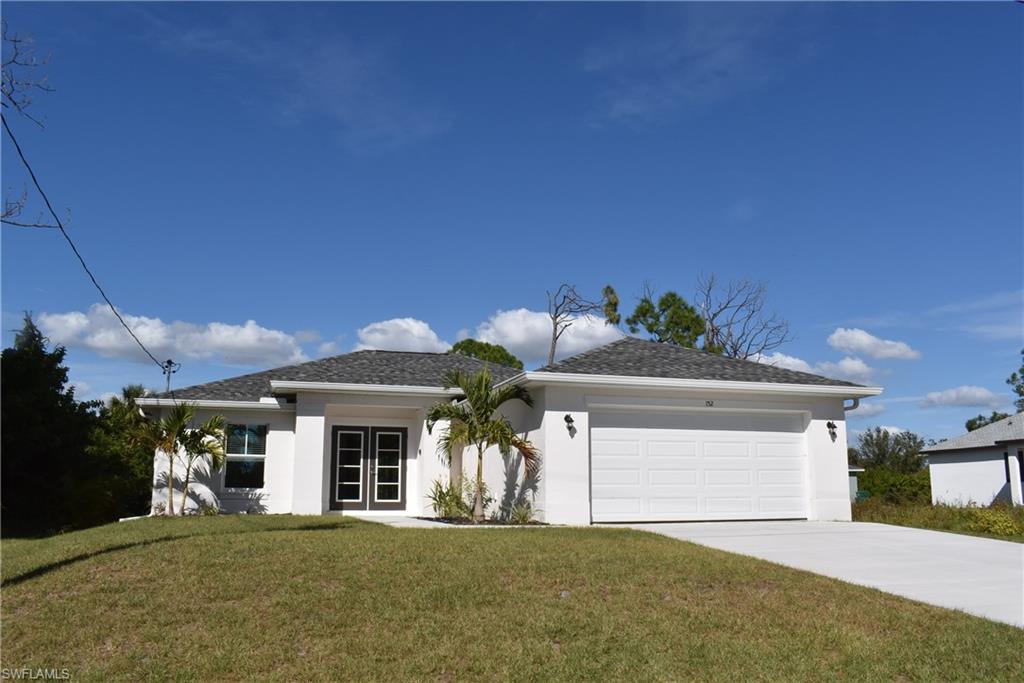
[345,514,449,528]
[623,521,1024,627]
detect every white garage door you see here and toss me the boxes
[590,411,808,522]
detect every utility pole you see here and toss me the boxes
[162,358,180,396]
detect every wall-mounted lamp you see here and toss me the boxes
[826,421,838,442]
[564,414,577,437]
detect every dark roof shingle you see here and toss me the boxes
[161,351,523,402]
[536,337,861,387]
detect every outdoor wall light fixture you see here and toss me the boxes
[826,421,838,442]
[564,414,576,437]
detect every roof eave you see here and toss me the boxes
[508,371,882,398]
[136,398,294,411]
[268,380,460,397]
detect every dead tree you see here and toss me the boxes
[546,284,619,366]
[695,274,791,359]
[2,20,59,230]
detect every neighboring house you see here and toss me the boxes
[137,337,881,524]
[922,413,1024,507]
[848,465,865,503]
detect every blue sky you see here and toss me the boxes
[2,2,1021,441]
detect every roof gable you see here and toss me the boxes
[160,350,523,402]
[537,337,861,387]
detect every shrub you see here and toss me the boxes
[427,479,469,519]
[967,506,1024,538]
[507,502,536,525]
[857,467,931,504]
[427,478,496,519]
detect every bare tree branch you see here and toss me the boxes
[696,273,791,359]
[2,19,53,128]
[546,284,616,366]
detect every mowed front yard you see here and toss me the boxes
[3,516,1023,681]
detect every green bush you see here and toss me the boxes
[857,467,931,504]
[427,479,470,519]
[853,499,1024,541]
[967,506,1024,537]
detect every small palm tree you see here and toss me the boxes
[426,367,538,523]
[152,403,225,515]
[177,414,225,515]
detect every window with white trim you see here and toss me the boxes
[224,424,268,489]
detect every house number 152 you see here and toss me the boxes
[705,400,714,407]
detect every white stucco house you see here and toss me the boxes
[138,337,882,524]
[922,413,1024,507]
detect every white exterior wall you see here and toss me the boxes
[927,448,1013,506]
[291,391,446,516]
[454,389,546,520]
[521,386,852,525]
[150,406,295,514]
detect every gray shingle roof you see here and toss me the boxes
[160,351,523,402]
[922,412,1024,453]
[536,337,862,387]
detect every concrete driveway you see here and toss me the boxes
[623,521,1023,627]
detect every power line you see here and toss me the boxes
[1,113,172,378]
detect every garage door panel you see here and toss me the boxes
[648,469,698,486]
[705,470,752,486]
[590,416,808,522]
[704,442,751,458]
[647,441,697,458]
[649,497,699,514]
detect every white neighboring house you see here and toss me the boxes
[922,413,1024,507]
[137,337,881,524]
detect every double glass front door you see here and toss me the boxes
[330,426,407,511]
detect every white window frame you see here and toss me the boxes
[374,430,403,503]
[223,424,268,492]
[336,430,365,503]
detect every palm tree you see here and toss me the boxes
[152,402,225,515]
[177,414,225,515]
[426,367,538,522]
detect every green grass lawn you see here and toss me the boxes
[853,499,1024,543]
[3,516,1023,681]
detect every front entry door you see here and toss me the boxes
[330,426,407,511]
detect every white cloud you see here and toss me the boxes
[582,4,820,122]
[815,357,876,384]
[920,386,1004,409]
[755,352,877,384]
[317,341,342,357]
[755,352,814,374]
[827,327,920,360]
[475,308,623,367]
[293,329,322,344]
[38,304,307,366]
[353,318,450,353]
[847,401,885,420]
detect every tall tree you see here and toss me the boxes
[1,314,99,535]
[426,368,538,522]
[695,274,791,359]
[450,338,523,370]
[625,285,705,348]
[849,427,926,473]
[965,411,1010,432]
[546,284,619,366]
[1008,347,1024,413]
[85,385,159,520]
